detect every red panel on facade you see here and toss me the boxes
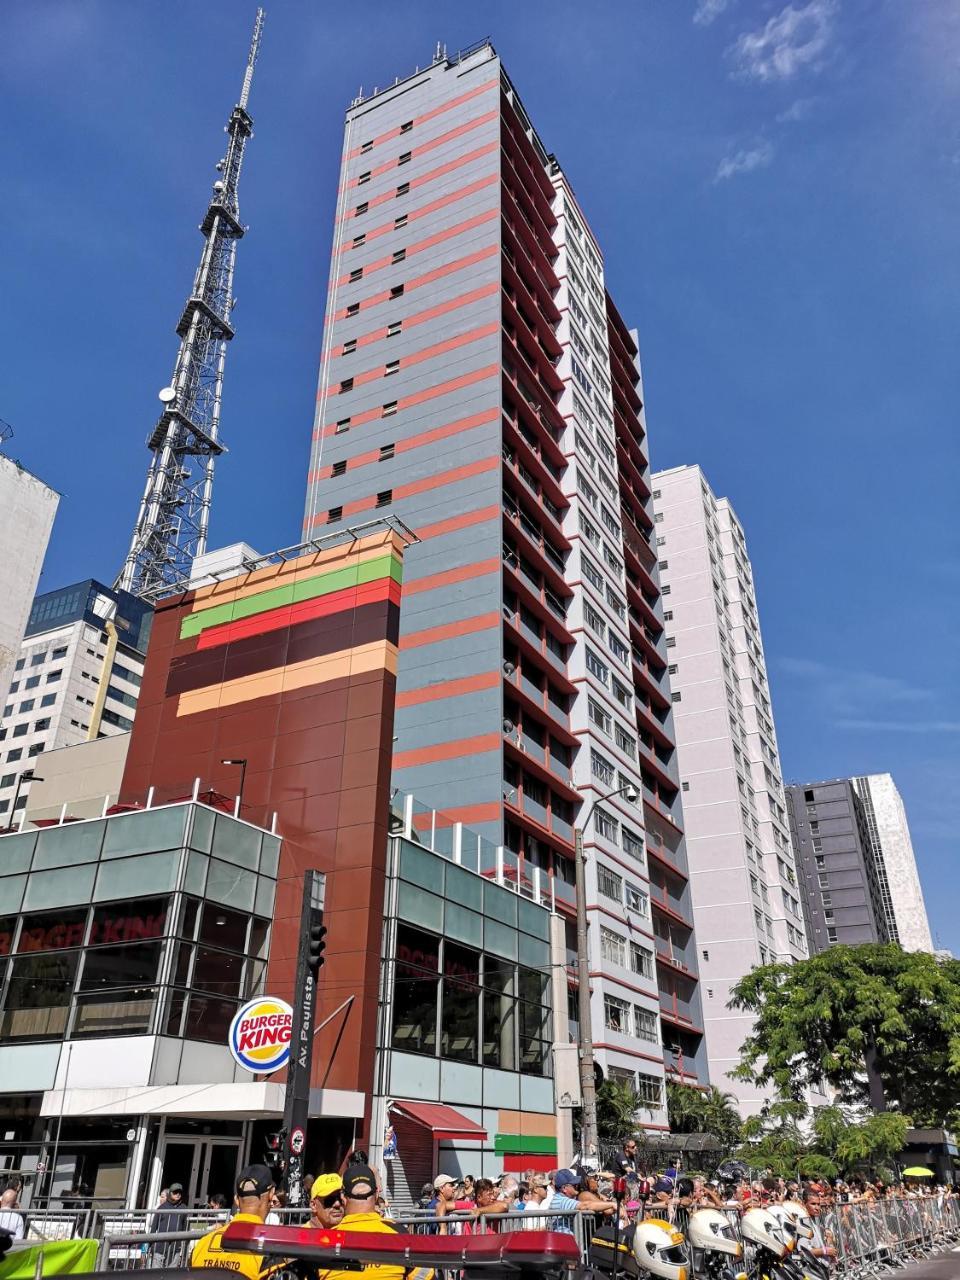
[391,1102,487,1141]
[502,1154,556,1174]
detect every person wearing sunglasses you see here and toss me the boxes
[309,1174,345,1230]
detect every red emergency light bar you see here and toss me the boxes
[222,1221,581,1270]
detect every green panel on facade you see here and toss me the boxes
[254,876,275,919]
[483,881,517,929]
[397,882,444,932]
[259,835,280,879]
[22,864,97,912]
[211,814,261,870]
[206,858,256,911]
[444,902,483,949]
[518,933,550,970]
[493,1134,558,1155]
[94,851,178,901]
[517,896,550,941]
[0,833,36,875]
[484,919,518,961]
[184,851,209,898]
[0,875,27,914]
[102,807,188,858]
[32,821,105,870]
[188,804,215,855]
[444,863,482,912]
[399,841,442,892]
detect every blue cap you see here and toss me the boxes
[554,1169,578,1190]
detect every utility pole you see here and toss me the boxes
[117,9,264,597]
[574,781,639,1164]
[282,871,327,1207]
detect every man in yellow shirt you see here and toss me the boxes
[191,1164,277,1277]
[319,1164,404,1280]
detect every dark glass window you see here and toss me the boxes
[249,918,269,958]
[391,925,438,1055]
[192,947,244,997]
[482,956,516,1070]
[199,903,248,952]
[0,917,15,956]
[78,941,162,991]
[89,899,168,946]
[2,952,80,1039]
[184,994,236,1043]
[179,897,200,940]
[16,908,88,953]
[73,989,156,1037]
[441,942,480,1064]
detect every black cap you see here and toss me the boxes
[237,1164,275,1197]
[342,1164,378,1198]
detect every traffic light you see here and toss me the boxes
[307,919,327,975]
[264,1129,285,1169]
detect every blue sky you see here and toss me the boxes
[2,1,957,949]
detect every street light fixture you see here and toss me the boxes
[221,758,248,816]
[574,780,640,1162]
[9,769,43,831]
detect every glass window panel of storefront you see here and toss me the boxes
[390,925,551,1076]
[0,895,271,1044]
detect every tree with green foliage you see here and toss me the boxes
[596,1077,649,1145]
[737,1098,837,1180]
[667,1082,743,1147]
[810,1105,910,1175]
[729,943,960,1125]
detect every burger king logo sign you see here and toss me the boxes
[229,997,294,1073]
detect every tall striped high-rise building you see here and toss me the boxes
[303,42,707,1115]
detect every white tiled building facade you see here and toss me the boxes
[853,773,933,953]
[652,465,806,1114]
[0,581,150,823]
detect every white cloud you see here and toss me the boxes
[777,96,817,123]
[835,719,960,733]
[778,657,940,724]
[714,140,775,181]
[732,0,837,82]
[694,0,733,26]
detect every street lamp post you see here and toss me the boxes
[221,758,248,817]
[575,781,639,1163]
[10,769,42,830]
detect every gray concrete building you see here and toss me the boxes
[785,779,888,953]
[302,41,707,1116]
[0,447,59,708]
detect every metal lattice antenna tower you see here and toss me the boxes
[117,9,264,597]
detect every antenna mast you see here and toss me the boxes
[117,9,264,597]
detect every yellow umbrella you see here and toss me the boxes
[902,1166,934,1177]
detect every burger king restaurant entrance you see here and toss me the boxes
[156,1125,243,1208]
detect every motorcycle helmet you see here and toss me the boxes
[766,1204,800,1248]
[741,1208,793,1259]
[632,1218,689,1280]
[781,1200,815,1240]
[687,1209,743,1258]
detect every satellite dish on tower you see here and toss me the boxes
[158,387,176,404]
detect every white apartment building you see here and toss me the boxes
[853,773,933,953]
[0,580,151,824]
[0,447,60,705]
[652,465,805,1114]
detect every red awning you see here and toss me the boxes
[391,1102,487,1141]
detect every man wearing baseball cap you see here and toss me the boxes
[309,1174,344,1230]
[319,1164,403,1280]
[432,1174,459,1235]
[191,1164,277,1277]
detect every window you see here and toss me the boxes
[6,749,22,762]
[609,633,629,665]
[335,418,351,434]
[348,268,363,283]
[394,214,408,229]
[400,120,413,133]
[0,774,14,788]
[827,927,838,943]
[594,807,618,842]
[382,401,398,417]
[588,697,611,735]
[387,321,402,337]
[346,302,360,317]
[384,359,400,376]
[681,780,690,792]
[611,677,632,710]
[27,744,43,758]
[24,676,40,690]
[398,151,411,165]
[391,924,439,1056]
[634,1007,658,1042]
[396,182,410,196]
[604,993,630,1033]
[630,942,653,978]
[19,699,35,713]
[584,600,604,635]
[591,748,615,787]
[327,506,343,524]
[585,648,609,686]
[626,883,648,915]
[34,719,50,732]
[614,724,636,758]
[355,202,368,215]
[390,284,405,299]
[331,460,347,477]
[352,234,366,248]
[30,652,46,666]
[342,338,357,355]
[600,927,626,967]
[654,512,664,523]
[376,490,393,508]
[339,377,354,393]
[666,636,676,648]
[668,664,678,676]
[597,865,623,903]
[671,691,682,703]
[622,828,644,862]
[582,557,604,590]
[360,140,373,154]
[379,443,395,461]
[12,725,28,738]
[661,584,671,595]
[14,659,24,671]
[392,248,406,263]
[358,170,371,185]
